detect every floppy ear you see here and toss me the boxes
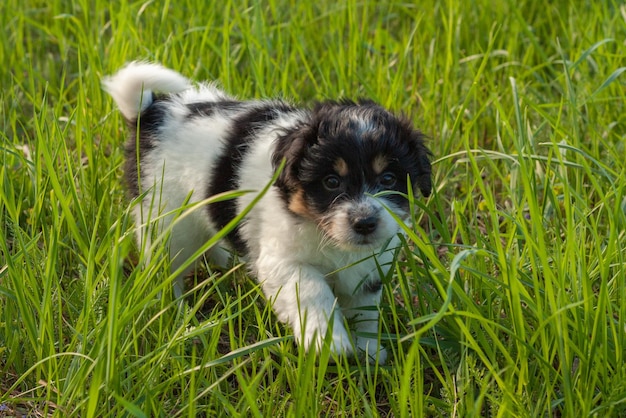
[272,122,317,196]
[408,129,433,198]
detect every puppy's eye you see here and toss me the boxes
[323,175,341,191]
[379,172,397,188]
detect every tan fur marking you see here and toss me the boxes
[372,154,389,175]
[333,158,349,177]
[288,189,319,220]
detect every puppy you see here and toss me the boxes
[103,62,432,363]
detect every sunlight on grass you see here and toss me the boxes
[1,0,625,416]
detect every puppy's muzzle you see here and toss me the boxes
[348,201,383,237]
[352,215,378,235]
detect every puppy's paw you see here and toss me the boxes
[327,324,353,356]
[356,337,387,364]
[296,317,353,357]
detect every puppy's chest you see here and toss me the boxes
[319,254,385,295]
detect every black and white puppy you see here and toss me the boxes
[103,62,432,363]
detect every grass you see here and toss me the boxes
[1,0,625,416]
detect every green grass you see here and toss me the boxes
[1,0,625,416]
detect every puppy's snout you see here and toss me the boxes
[352,215,378,235]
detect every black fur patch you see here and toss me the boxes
[124,93,168,198]
[363,279,383,293]
[208,102,297,254]
[273,100,432,219]
[186,100,242,119]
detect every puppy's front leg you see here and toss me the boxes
[339,283,388,364]
[257,258,352,355]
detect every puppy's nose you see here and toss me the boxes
[353,216,378,235]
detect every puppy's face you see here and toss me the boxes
[274,100,431,251]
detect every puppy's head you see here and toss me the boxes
[273,99,431,251]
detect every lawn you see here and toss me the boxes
[1,0,625,416]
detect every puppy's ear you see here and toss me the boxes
[407,129,433,198]
[272,122,317,194]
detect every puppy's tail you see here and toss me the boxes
[102,61,190,120]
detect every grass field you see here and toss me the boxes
[1,0,625,416]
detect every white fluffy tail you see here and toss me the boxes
[102,62,190,120]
